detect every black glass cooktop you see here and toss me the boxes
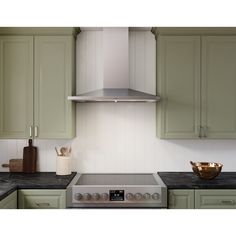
[75,174,158,186]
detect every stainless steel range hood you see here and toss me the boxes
[68,27,160,103]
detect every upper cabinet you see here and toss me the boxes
[157,36,200,138]
[34,36,75,139]
[201,36,236,138]
[0,29,76,139]
[157,32,236,139]
[0,36,34,138]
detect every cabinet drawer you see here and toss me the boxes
[195,190,236,209]
[18,189,66,209]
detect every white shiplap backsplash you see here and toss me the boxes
[1,29,236,172]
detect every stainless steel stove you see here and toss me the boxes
[67,173,167,208]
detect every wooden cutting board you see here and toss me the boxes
[23,139,37,173]
[2,159,23,172]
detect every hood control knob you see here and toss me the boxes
[126,193,134,201]
[92,193,100,200]
[74,193,83,201]
[152,193,160,200]
[101,193,109,201]
[135,193,142,200]
[83,193,92,201]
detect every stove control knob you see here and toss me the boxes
[83,193,92,201]
[134,193,142,200]
[143,193,151,200]
[92,193,100,200]
[101,193,109,201]
[126,193,134,201]
[152,193,160,200]
[74,193,83,201]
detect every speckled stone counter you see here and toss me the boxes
[158,172,236,189]
[0,172,76,201]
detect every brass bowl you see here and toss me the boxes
[190,161,223,180]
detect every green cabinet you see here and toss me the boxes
[34,36,75,139]
[195,189,236,209]
[157,36,201,138]
[0,191,17,209]
[18,189,66,209]
[0,36,33,138]
[157,35,236,139]
[0,34,75,139]
[201,36,236,138]
[169,189,236,209]
[168,189,194,209]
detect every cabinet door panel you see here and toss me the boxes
[157,36,201,138]
[0,36,33,138]
[195,190,236,209]
[202,36,236,138]
[18,189,66,209]
[0,191,17,209]
[34,36,75,138]
[168,189,194,209]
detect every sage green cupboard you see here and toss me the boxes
[201,36,236,138]
[0,191,17,209]
[157,36,201,138]
[0,35,75,139]
[195,189,236,209]
[157,35,236,139]
[34,36,75,138]
[18,189,66,209]
[0,36,33,138]
[168,189,194,209]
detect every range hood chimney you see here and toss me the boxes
[68,27,160,102]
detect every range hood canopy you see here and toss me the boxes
[68,27,160,103]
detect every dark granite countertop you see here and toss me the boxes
[0,172,76,201]
[158,172,236,189]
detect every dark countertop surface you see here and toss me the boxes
[158,172,236,189]
[0,172,76,201]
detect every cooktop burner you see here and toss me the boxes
[67,173,167,208]
[76,174,158,186]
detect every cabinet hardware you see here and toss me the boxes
[35,202,50,207]
[34,126,38,137]
[220,200,235,205]
[29,126,33,137]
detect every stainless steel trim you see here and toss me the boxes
[68,89,161,103]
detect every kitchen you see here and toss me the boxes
[1,0,236,235]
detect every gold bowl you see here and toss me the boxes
[190,161,223,180]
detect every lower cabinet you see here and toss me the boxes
[169,189,236,209]
[18,189,66,209]
[195,189,236,209]
[0,191,17,209]
[168,189,195,209]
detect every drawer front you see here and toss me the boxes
[18,189,66,209]
[195,190,236,209]
[0,191,17,209]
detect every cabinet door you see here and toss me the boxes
[202,36,236,138]
[157,36,201,138]
[34,36,75,139]
[18,189,66,209]
[0,36,33,138]
[195,189,236,209]
[168,189,194,209]
[0,191,17,209]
